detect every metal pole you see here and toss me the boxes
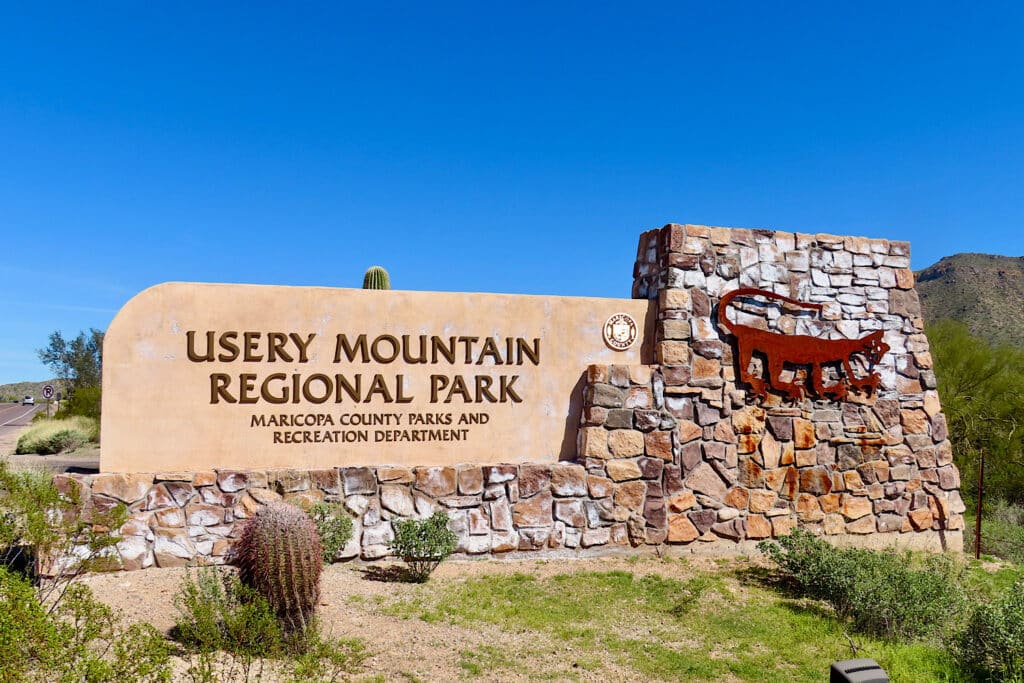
[974,449,985,560]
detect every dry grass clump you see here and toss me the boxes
[15,416,99,454]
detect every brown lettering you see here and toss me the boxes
[243,332,263,362]
[218,332,240,362]
[187,331,215,362]
[267,332,292,362]
[334,334,368,362]
[260,373,289,403]
[210,373,236,403]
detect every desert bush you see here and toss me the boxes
[15,416,99,454]
[307,502,353,563]
[232,501,323,636]
[0,566,171,683]
[758,529,965,641]
[953,578,1024,682]
[390,510,457,582]
[173,567,367,682]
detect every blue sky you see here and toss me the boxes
[2,2,1022,384]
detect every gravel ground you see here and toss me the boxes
[79,554,728,682]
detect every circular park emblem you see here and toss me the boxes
[603,313,638,351]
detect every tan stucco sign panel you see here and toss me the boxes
[101,283,654,473]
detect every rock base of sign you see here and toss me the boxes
[52,455,960,572]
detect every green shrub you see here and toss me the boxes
[0,567,171,683]
[15,416,99,454]
[758,529,965,641]
[308,502,354,563]
[390,510,457,582]
[954,578,1024,682]
[173,567,368,680]
[56,386,101,421]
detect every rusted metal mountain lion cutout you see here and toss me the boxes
[717,288,889,401]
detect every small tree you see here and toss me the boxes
[37,329,104,394]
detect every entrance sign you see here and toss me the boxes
[101,283,654,472]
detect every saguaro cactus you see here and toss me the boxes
[362,265,390,290]
[232,501,323,634]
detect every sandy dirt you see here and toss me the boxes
[79,555,728,682]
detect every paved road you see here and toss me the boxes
[0,402,44,456]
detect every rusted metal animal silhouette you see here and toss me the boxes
[717,287,889,401]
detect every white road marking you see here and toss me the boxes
[0,407,37,427]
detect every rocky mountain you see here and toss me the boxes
[917,253,1024,348]
[0,379,65,403]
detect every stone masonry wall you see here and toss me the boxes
[616,223,964,549]
[56,223,962,571]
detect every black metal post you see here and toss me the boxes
[974,449,985,560]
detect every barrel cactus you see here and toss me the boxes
[362,265,390,290]
[232,501,323,634]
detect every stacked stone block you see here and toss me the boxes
[619,223,964,548]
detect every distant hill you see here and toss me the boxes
[917,253,1024,348]
[0,379,66,403]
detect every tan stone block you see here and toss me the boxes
[908,508,934,531]
[667,514,700,543]
[512,492,553,527]
[678,420,702,443]
[414,467,457,497]
[746,514,772,540]
[606,459,643,482]
[92,473,153,504]
[587,475,614,499]
[901,409,929,434]
[895,268,915,289]
[793,418,816,449]
[659,288,690,312]
[658,341,691,365]
[846,516,876,534]
[667,490,697,513]
[760,431,781,469]
[458,467,484,495]
[771,516,797,537]
[377,466,414,483]
[580,427,609,459]
[550,464,587,497]
[738,433,761,455]
[724,487,749,510]
[748,490,776,513]
[192,471,216,487]
[732,406,766,435]
[924,391,942,417]
[796,449,817,467]
[608,429,645,458]
[841,495,872,520]
[779,443,795,466]
[797,494,823,522]
[843,471,865,491]
[685,462,727,498]
[823,513,846,535]
[614,481,646,511]
[587,365,609,383]
[645,431,673,460]
[692,356,721,379]
[713,419,738,443]
[283,490,323,510]
[628,365,652,385]
[819,493,841,514]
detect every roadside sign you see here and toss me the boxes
[42,385,55,400]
